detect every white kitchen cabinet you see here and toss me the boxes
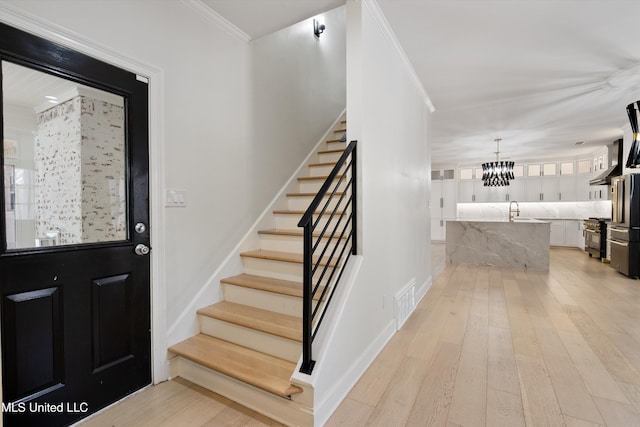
[524,178,540,201]
[560,161,575,175]
[431,170,456,241]
[458,180,477,202]
[506,179,525,202]
[546,220,583,248]
[458,181,473,203]
[564,220,580,247]
[478,184,500,202]
[527,164,541,177]
[591,185,609,200]
[459,178,524,202]
[549,221,565,246]
[456,152,621,205]
[543,163,557,176]
[578,183,608,201]
[541,179,558,201]
[575,173,591,201]
[557,175,576,201]
[525,178,558,201]
[442,180,456,217]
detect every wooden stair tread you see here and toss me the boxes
[297,174,344,182]
[272,209,345,216]
[309,161,338,167]
[240,249,340,267]
[326,138,344,143]
[333,129,347,133]
[286,192,344,198]
[258,229,347,239]
[318,148,345,155]
[169,334,303,398]
[198,301,302,341]
[221,273,324,300]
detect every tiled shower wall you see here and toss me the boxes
[35,95,125,245]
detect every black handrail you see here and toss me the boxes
[298,140,357,374]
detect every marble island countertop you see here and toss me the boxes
[446,220,550,270]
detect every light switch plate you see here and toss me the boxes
[166,189,187,207]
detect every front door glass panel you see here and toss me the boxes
[2,60,127,250]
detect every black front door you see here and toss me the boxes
[0,23,151,426]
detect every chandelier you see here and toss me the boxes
[482,138,514,187]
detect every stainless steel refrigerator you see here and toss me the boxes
[609,174,640,278]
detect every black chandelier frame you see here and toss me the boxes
[481,138,514,187]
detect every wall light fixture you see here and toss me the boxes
[314,18,326,38]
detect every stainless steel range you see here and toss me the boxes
[584,217,608,260]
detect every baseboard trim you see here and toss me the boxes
[313,318,396,427]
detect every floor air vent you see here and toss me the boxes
[394,279,416,329]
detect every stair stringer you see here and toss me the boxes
[166,109,347,348]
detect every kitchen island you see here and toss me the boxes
[446,219,551,270]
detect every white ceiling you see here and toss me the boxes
[201,0,344,39]
[376,0,640,166]
[203,0,640,167]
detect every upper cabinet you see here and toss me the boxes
[457,152,612,203]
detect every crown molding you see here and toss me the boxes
[180,0,251,43]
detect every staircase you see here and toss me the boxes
[169,119,348,427]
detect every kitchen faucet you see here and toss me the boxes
[509,201,520,222]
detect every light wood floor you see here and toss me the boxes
[80,247,640,426]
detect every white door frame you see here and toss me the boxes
[0,3,169,397]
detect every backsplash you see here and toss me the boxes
[457,201,612,221]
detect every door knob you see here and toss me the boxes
[135,244,150,256]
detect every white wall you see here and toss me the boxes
[250,6,346,202]
[0,0,345,381]
[307,1,432,424]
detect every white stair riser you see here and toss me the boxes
[298,177,349,193]
[241,256,335,284]
[199,315,300,363]
[318,151,344,163]
[242,256,304,282]
[287,195,341,211]
[308,164,338,176]
[222,283,302,317]
[275,212,350,230]
[259,234,343,254]
[173,358,313,427]
[326,141,346,150]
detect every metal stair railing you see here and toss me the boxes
[298,140,357,374]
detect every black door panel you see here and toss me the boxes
[3,287,63,401]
